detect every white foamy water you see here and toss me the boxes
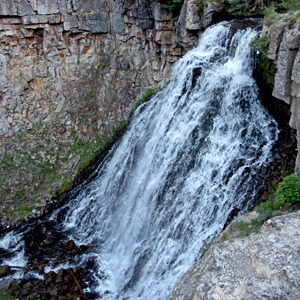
[0,21,278,300]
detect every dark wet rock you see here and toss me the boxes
[1,267,91,299]
[0,265,11,278]
[0,277,14,292]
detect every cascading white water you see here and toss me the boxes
[52,21,278,299]
[0,21,278,299]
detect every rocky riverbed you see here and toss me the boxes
[0,217,96,299]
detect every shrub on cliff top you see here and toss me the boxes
[227,0,300,20]
[276,174,300,204]
[158,0,184,12]
[227,0,265,17]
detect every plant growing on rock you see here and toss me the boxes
[227,0,300,20]
[276,174,300,204]
[250,33,276,87]
[158,0,184,12]
[227,0,265,17]
[250,35,270,56]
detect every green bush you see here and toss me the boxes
[133,82,169,112]
[227,0,300,21]
[227,0,264,17]
[158,0,184,12]
[281,0,300,11]
[276,174,300,204]
[250,35,270,56]
[262,4,280,24]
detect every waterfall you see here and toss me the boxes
[0,21,278,300]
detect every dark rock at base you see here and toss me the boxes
[0,277,14,292]
[2,267,91,299]
[0,265,11,278]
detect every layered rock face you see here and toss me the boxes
[0,0,209,222]
[0,0,193,138]
[170,211,300,300]
[0,0,230,138]
[262,21,300,174]
[0,0,231,224]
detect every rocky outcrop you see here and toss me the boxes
[261,21,300,174]
[170,211,300,300]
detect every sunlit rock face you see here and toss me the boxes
[170,211,300,300]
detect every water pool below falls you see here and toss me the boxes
[1,20,279,300]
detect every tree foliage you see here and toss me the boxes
[227,0,300,19]
[157,0,184,12]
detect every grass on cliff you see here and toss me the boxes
[157,0,184,12]
[133,82,170,112]
[228,0,300,22]
[0,120,128,224]
[232,174,300,239]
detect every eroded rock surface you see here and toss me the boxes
[170,211,300,300]
[0,0,209,225]
[262,21,300,174]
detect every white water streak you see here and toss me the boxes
[2,21,278,300]
[56,22,278,299]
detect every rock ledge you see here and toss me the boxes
[170,211,300,300]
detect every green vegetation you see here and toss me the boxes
[133,88,159,111]
[276,174,300,204]
[239,174,300,237]
[218,174,300,242]
[235,218,262,237]
[59,120,128,192]
[227,0,264,17]
[17,204,34,217]
[133,82,170,111]
[227,0,300,22]
[0,116,130,222]
[250,35,270,56]
[250,31,275,86]
[0,291,15,300]
[157,0,184,12]
[97,57,110,69]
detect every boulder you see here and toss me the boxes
[170,211,300,300]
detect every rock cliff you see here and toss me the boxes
[0,0,192,138]
[169,211,300,300]
[0,0,210,223]
[261,21,300,174]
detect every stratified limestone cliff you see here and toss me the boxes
[0,0,229,138]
